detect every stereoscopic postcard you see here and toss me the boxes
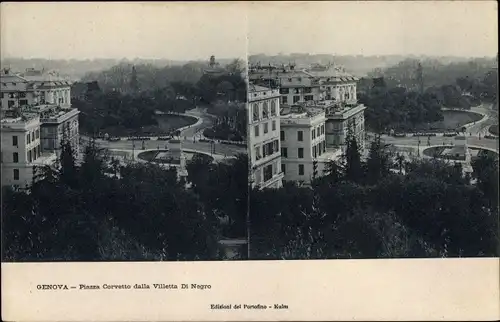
[1,1,498,321]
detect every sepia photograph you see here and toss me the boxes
[1,1,498,263]
[0,2,499,320]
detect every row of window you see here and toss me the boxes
[254,161,279,185]
[254,120,277,137]
[251,100,278,122]
[280,139,326,159]
[311,124,325,140]
[281,163,305,176]
[10,144,41,164]
[11,130,39,147]
[280,126,324,142]
[1,92,27,99]
[281,95,314,105]
[26,129,40,145]
[279,87,313,95]
[254,139,279,161]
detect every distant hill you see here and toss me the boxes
[367,57,497,90]
[248,53,480,77]
[0,57,237,81]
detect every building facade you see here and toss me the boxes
[280,107,341,184]
[324,103,367,152]
[1,68,72,110]
[247,84,284,189]
[1,69,79,156]
[1,112,57,188]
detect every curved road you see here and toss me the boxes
[84,107,246,158]
[377,103,499,153]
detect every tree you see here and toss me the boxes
[395,153,405,174]
[343,132,364,183]
[130,65,139,93]
[365,134,392,184]
[58,139,79,188]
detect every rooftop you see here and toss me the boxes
[248,84,272,93]
[281,106,324,118]
[1,111,39,125]
[1,69,72,87]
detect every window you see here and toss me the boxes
[273,162,278,175]
[264,164,273,181]
[28,150,32,163]
[263,122,269,134]
[31,131,35,142]
[298,164,304,175]
[262,102,269,119]
[280,130,285,141]
[27,133,31,144]
[282,97,288,104]
[321,124,325,135]
[255,146,261,160]
[281,147,288,158]
[270,100,277,116]
[254,125,259,137]
[294,88,300,94]
[297,131,303,141]
[298,148,304,159]
[293,96,300,103]
[272,120,276,131]
[304,87,312,93]
[13,169,19,180]
[281,164,286,174]
[305,95,314,101]
[254,169,261,184]
[20,99,28,106]
[313,146,317,158]
[13,152,19,163]
[273,140,279,153]
[311,129,315,140]
[36,129,40,139]
[8,100,15,108]
[12,135,18,146]
[317,126,320,137]
[252,104,259,121]
[323,142,326,153]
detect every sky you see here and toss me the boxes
[1,1,498,60]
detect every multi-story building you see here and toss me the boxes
[248,63,367,183]
[1,72,39,109]
[1,68,72,110]
[247,84,284,189]
[31,105,80,155]
[1,69,79,156]
[280,106,342,184]
[1,111,57,189]
[305,64,358,103]
[249,64,322,105]
[304,100,367,152]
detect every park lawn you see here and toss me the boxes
[413,110,483,132]
[155,114,197,133]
